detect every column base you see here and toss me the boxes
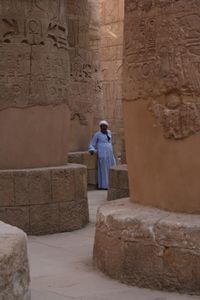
[0,164,89,235]
[108,165,129,201]
[0,222,30,299]
[94,199,200,295]
[68,151,98,189]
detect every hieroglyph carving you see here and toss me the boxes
[0,0,69,110]
[124,0,200,139]
[67,0,102,126]
[69,55,101,125]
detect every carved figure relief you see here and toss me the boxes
[124,0,200,139]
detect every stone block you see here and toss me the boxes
[51,166,75,203]
[161,247,200,293]
[82,152,97,170]
[88,169,98,186]
[155,213,200,251]
[27,169,52,205]
[68,152,98,187]
[108,165,129,200]
[68,152,84,164]
[0,221,30,299]
[74,165,87,200]
[59,199,89,232]
[109,168,118,188]
[30,204,59,235]
[0,172,14,206]
[0,206,30,232]
[94,230,124,279]
[6,206,30,233]
[107,188,129,201]
[109,165,128,186]
[94,199,200,294]
[14,171,29,206]
[123,242,164,288]
[118,166,129,189]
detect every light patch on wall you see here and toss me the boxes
[105,28,118,39]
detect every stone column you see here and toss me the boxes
[123,0,200,213]
[94,0,200,294]
[99,0,124,160]
[0,0,89,235]
[67,0,102,152]
[0,0,70,169]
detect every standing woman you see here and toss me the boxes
[88,120,116,190]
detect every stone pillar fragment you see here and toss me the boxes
[0,221,30,299]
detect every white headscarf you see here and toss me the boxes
[99,120,109,126]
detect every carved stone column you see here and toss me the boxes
[99,0,124,160]
[0,0,89,235]
[123,0,200,213]
[94,0,200,294]
[67,0,102,152]
[0,0,70,168]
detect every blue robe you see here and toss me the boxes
[89,130,116,189]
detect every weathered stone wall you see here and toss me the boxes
[99,0,124,160]
[0,221,30,299]
[67,0,103,152]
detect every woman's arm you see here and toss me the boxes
[88,132,99,154]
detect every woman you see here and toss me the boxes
[88,120,116,189]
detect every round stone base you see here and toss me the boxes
[0,164,89,235]
[0,221,30,299]
[68,151,98,188]
[94,199,200,295]
[108,164,129,201]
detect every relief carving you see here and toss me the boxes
[67,0,101,127]
[0,0,69,110]
[47,22,67,49]
[124,0,200,139]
